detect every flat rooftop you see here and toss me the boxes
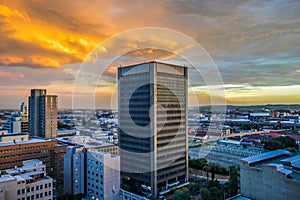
[119,60,187,69]
[0,138,52,147]
[240,150,300,181]
[241,149,290,165]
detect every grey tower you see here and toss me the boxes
[29,89,58,138]
[118,61,188,199]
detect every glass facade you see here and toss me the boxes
[118,62,188,199]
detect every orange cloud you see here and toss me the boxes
[0,4,30,21]
[0,3,103,68]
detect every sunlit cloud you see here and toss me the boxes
[0,0,299,108]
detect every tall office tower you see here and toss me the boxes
[29,89,58,138]
[118,61,188,199]
[20,102,29,133]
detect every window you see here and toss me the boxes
[27,188,30,192]
[22,189,25,194]
[31,195,34,200]
[45,184,47,188]
[49,191,51,195]
[31,187,34,192]
[45,191,47,196]
[40,193,43,197]
[36,185,39,190]
[17,190,21,195]
[36,194,39,198]
[48,183,51,187]
[40,185,43,189]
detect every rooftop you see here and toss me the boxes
[0,138,52,147]
[119,60,187,69]
[241,149,290,165]
[0,159,50,184]
[240,150,300,181]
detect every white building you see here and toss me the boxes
[239,149,300,200]
[62,136,119,199]
[0,159,53,200]
[86,150,120,200]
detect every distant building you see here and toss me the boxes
[3,120,21,133]
[2,102,29,134]
[118,62,189,199]
[239,149,300,200]
[20,102,29,133]
[249,112,271,122]
[0,159,53,200]
[0,136,66,195]
[29,89,58,138]
[0,131,29,143]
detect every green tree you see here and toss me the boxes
[209,186,222,200]
[200,188,211,200]
[262,136,299,151]
[173,187,191,200]
[227,166,239,197]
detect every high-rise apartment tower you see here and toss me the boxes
[29,89,58,138]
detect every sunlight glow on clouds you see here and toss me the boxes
[0,0,299,108]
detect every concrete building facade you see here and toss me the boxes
[86,150,120,200]
[239,149,300,200]
[64,146,86,195]
[0,159,53,200]
[0,137,66,193]
[61,136,120,198]
[118,61,188,199]
[29,89,58,138]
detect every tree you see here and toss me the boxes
[227,166,239,197]
[262,136,299,151]
[207,163,218,181]
[200,188,211,200]
[189,157,208,170]
[209,186,222,200]
[173,187,191,200]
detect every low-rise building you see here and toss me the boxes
[0,159,53,200]
[0,137,66,195]
[239,149,300,200]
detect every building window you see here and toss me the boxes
[36,185,39,190]
[31,187,34,192]
[40,185,43,189]
[17,190,21,195]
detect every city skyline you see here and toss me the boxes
[0,0,300,109]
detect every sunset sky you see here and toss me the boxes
[0,0,300,109]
